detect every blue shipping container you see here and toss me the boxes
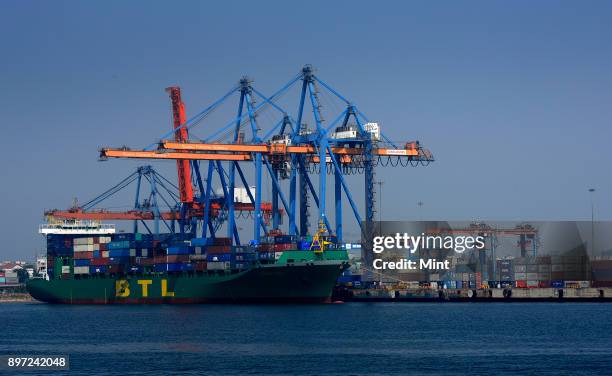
[167,246,190,255]
[108,241,131,250]
[74,259,91,267]
[258,252,275,260]
[207,253,232,262]
[114,233,135,241]
[108,256,131,265]
[551,280,564,288]
[89,266,107,273]
[156,263,194,272]
[234,252,256,261]
[129,265,143,273]
[109,249,131,257]
[190,237,208,246]
[298,241,312,250]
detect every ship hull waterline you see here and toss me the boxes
[27,262,347,304]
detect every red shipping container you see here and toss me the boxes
[515,280,527,288]
[136,258,155,265]
[212,237,231,246]
[91,258,110,266]
[538,281,551,288]
[93,237,100,245]
[273,243,295,251]
[74,251,94,259]
[154,256,167,264]
[194,261,207,271]
[107,264,125,273]
[0,272,5,277]
[99,244,107,251]
[207,245,232,253]
[167,255,190,263]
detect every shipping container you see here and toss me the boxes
[74,259,91,267]
[89,266,107,274]
[207,261,231,270]
[74,251,94,259]
[74,266,89,274]
[526,265,538,273]
[551,280,564,288]
[565,280,590,288]
[109,249,131,257]
[108,257,131,265]
[538,280,551,288]
[107,241,131,250]
[167,246,190,255]
[515,280,527,288]
[514,265,527,273]
[514,272,527,280]
[207,253,232,262]
[167,255,190,263]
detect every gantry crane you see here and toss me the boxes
[97,65,434,245]
[45,165,280,237]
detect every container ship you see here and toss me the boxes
[26,68,434,303]
[27,221,349,304]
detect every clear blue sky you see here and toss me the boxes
[1,1,611,260]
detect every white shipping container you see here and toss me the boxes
[514,265,527,273]
[526,273,538,280]
[275,252,283,260]
[73,266,89,274]
[190,254,206,261]
[73,244,87,252]
[102,251,109,258]
[61,266,71,273]
[130,249,136,257]
[93,244,100,251]
[207,261,230,270]
[141,249,148,257]
[195,247,202,255]
[514,272,527,280]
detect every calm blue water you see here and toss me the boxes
[2,302,612,375]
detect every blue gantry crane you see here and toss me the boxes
[98,65,434,245]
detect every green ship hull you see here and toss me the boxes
[27,250,349,304]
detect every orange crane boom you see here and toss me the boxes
[166,87,195,203]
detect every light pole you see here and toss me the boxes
[589,188,595,255]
